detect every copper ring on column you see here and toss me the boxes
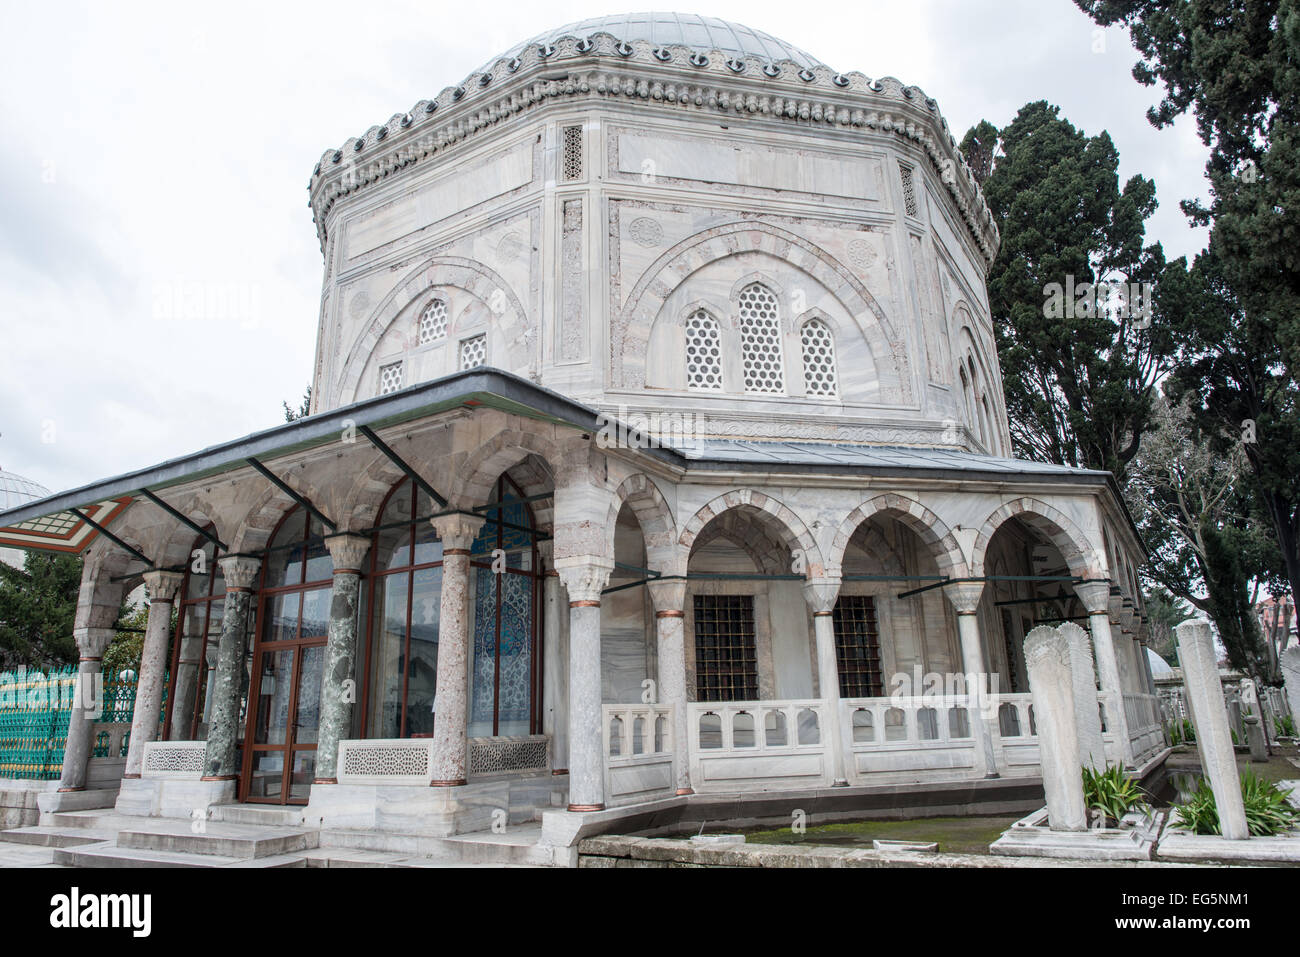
[570,600,601,608]
[430,778,467,788]
[567,803,605,812]
[656,610,684,619]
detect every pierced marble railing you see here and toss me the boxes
[687,700,829,792]
[841,695,985,784]
[1123,693,1165,762]
[602,704,674,806]
[141,741,206,779]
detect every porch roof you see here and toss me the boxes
[0,367,1130,557]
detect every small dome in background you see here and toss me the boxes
[1146,647,1174,677]
[0,468,50,511]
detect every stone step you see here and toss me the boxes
[53,841,306,869]
[318,824,557,866]
[45,810,125,830]
[117,823,318,859]
[0,825,117,848]
[208,804,305,827]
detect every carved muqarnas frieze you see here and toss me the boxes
[611,219,912,402]
[560,199,585,363]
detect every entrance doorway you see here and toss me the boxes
[240,506,333,805]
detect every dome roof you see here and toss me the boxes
[0,468,50,511]
[503,13,825,70]
[1146,647,1174,677]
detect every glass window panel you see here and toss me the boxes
[405,566,442,738]
[289,750,315,802]
[299,587,332,639]
[304,534,332,583]
[266,592,300,642]
[254,649,295,745]
[412,536,443,567]
[248,750,285,800]
[379,525,413,570]
[368,574,409,739]
[294,645,324,744]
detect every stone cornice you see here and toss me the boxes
[307,31,999,267]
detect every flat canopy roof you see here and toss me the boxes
[0,367,1126,557]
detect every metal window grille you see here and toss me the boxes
[459,334,486,370]
[378,361,403,395]
[832,595,883,697]
[900,164,919,216]
[737,282,784,394]
[418,298,448,344]
[799,318,837,396]
[694,595,758,702]
[562,125,583,181]
[684,309,723,390]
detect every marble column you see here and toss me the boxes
[123,570,184,778]
[202,556,260,780]
[647,577,691,795]
[945,582,997,778]
[1074,582,1133,766]
[1024,625,1087,831]
[427,514,485,787]
[58,628,116,792]
[804,577,848,787]
[315,534,369,784]
[1177,619,1249,839]
[1060,621,1106,770]
[557,560,613,811]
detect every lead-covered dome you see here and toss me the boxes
[501,12,825,70]
[0,468,49,511]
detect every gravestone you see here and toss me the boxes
[1283,647,1300,726]
[1061,622,1106,769]
[1024,625,1086,831]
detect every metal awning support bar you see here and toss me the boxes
[137,488,225,550]
[246,458,337,532]
[895,575,1081,601]
[69,507,155,568]
[357,425,448,508]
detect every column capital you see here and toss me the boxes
[430,513,485,551]
[218,555,261,591]
[143,569,184,603]
[325,533,370,573]
[944,580,985,615]
[555,558,614,604]
[75,627,117,659]
[646,577,686,615]
[1072,580,1112,616]
[801,576,842,615]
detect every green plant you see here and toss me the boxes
[1082,764,1147,825]
[1172,771,1300,836]
[1230,728,1239,746]
[1275,714,1297,738]
[1167,717,1196,746]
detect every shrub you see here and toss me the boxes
[1172,770,1300,836]
[1275,714,1297,738]
[1082,764,1147,825]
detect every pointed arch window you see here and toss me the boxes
[799,317,838,397]
[684,309,723,391]
[418,298,448,344]
[737,282,785,394]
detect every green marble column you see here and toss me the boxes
[315,535,369,783]
[202,556,260,780]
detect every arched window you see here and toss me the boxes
[684,309,723,391]
[164,529,226,741]
[799,317,838,397]
[418,298,448,344]
[245,506,334,803]
[361,477,444,739]
[737,282,785,394]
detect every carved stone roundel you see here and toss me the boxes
[629,217,664,249]
[348,289,372,320]
[847,239,877,270]
[497,232,525,262]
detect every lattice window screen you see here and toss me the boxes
[459,334,487,370]
[833,596,883,697]
[799,318,838,397]
[562,125,583,181]
[900,164,919,216]
[737,283,785,394]
[418,298,448,344]
[694,594,758,702]
[378,361,403,395]
[684,310,723,391]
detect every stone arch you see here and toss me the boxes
[971,498,1102,580]
[336,449,415,534]
[150,498,227,569]
[449,427,562,512]
[228,483,303,555]
[337,256,533,404]
[829,494,969,579]
[678,489,824,577]
[604,473,678,571]
[613,220,911,401]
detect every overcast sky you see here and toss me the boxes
[0,0,1211,498]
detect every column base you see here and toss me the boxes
[675,788,694,796]
[314,777,338,785]
[200,775,237,782]
[56,787,84,793]
[430,778,468,787]
[552,769,569,776]
[121,773,141,780]
[831,779,849,788]
[568,803,605,812]
[984,772,1002,779]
